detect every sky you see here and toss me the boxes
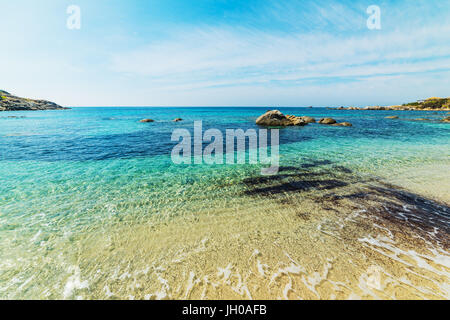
[1,0,449,107]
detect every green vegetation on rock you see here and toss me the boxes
[402,97,450,110]
[0,90,68,111]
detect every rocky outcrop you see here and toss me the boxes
[319,118,337,125]
[319,118,352,126]
[256,110,298,126]
[286,115,308,126]
[442,116,450,123]
[140,119,154,123]
[332,122,353,127]
[0,90,68,111]
[256,111,352,128]
[337,106,387,110]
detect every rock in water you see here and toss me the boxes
[256,111,318,126]
[291,118,308,126]
[385,116,399,119]
[442,116,450,123]
[140,119,155,123]
[319,118,337,125]
[0,90,68,111]
[332,122,353,127]
[256,110,295,126]
[173,118,183,122]
[299,116,316,123]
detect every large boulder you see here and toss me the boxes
[256,110,295,126]
[255,111,318,126]
[319,118,337,125]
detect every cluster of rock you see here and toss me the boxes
[256,110,310,126]
[255,110,352,127]
[335,105,423,111]
[332,97,450,111]
[318,118,353,127]
[0,90,68,111]
[386,115,450,123]
[336,106,448,111]
[335,106,392,110]
[140,118,183,123]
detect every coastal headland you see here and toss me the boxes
[0,90,68,111]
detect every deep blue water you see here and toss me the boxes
[1,107,449,162]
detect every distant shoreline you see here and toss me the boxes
[329,97,450,111]
[2,90,449,111]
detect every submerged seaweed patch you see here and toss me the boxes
[241,163,450,249]
[242,163,354,197]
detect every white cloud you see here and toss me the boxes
[2,1,449,106]
[109,23,450,94]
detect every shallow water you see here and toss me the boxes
[0,107,449,299]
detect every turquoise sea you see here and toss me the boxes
[0,107,449,299]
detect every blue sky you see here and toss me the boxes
[1,0,449,106]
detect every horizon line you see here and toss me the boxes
[65,105,344,108]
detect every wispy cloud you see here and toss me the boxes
[1,0,449,106]
[110,23,450,91]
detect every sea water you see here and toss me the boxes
[0,107,449,299]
